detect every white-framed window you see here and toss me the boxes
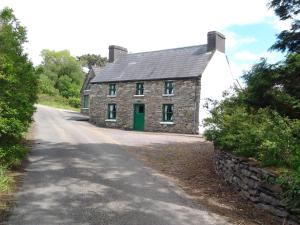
[136,83,144,95]
[107,104,117,119]
[162,104,173,122]
[164,81,174,95]
[108,83,116,96]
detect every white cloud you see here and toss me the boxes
[225,32,257,49]
[0,0,275,64]
[234,50,282,63]
[271,19,292,31]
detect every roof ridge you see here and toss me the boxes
[128,44,207,55]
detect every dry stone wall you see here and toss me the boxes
[214,149,299,225]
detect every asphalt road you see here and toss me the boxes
[8,105,229,225]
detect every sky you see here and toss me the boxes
[0,0,289,81]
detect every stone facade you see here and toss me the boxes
[89,78,201,134]
[214,149,299,225]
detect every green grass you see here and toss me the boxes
[38,94,80,112]
[0,167,11,192]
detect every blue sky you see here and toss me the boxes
[223,22,285,80]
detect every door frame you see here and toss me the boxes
[133,103,145,131]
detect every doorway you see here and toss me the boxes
[133,104,145,131]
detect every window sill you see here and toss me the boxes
[160,121,174,125]
[134,95,144,97]
[105,119,116,122]
[82,108,89,110]
[107,95,116,97]
[162,94,174,97]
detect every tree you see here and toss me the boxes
[0,7,38,165]
[38,50,84,98]
[77,54,107,69]
[269,0,300,53]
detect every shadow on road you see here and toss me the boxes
[8,139,227,225]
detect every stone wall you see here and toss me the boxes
[89,78,200,134]
[215,149,299,225]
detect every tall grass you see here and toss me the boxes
[0,167,11,192]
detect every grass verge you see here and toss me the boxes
[38,94,80,112]
[0,167,11,193]
[0,123,35,223]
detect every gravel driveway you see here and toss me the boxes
[7,105,229,225]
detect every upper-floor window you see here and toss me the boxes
[109,83,116,96]
[164,81,174,95]
[107,104,117,119]
[136,83,144,95]
[162,104,174,122]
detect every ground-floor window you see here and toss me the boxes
[108,104,117,119]
[162,104,173,121]
[83,95,89,108]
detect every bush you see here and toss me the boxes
[0,7,37,173]
[68,97,80,108]
[204,98,300,169]
[0,143,27,167]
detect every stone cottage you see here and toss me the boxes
[81,31,234,134]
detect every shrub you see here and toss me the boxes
[204,98,300,169]
[68,97,80,108]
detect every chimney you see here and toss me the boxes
[207,31,225,53]
[108,45,128,63]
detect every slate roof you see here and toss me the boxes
[91,44,212,83]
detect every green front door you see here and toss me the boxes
[133,104,145,131]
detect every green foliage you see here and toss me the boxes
[268,0,300,53]
[37,49,84,98]
[0,166,11,192]
[38,74,59,96]
[277,170,300,214]
[204,98,300,169]
[37,49,85,109]
[0,7,37,168]
[68,97,80,108]
[242,54,300,119]
[77,54,107,69]
[38,94,80,111]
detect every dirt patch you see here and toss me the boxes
[125,141,282,225]
[0,123,35,223]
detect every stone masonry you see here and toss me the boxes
[214,149,300,225]
[89,78,201,134]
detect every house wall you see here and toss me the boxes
[89,78,200,134]
[199,50,235,133]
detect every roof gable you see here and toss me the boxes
[91,44,213,83]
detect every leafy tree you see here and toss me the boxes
[38,50,84,98]
[77,54,107,69]
[0,7,38,165]
[242,54,300,119]
[269,0,300,53]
